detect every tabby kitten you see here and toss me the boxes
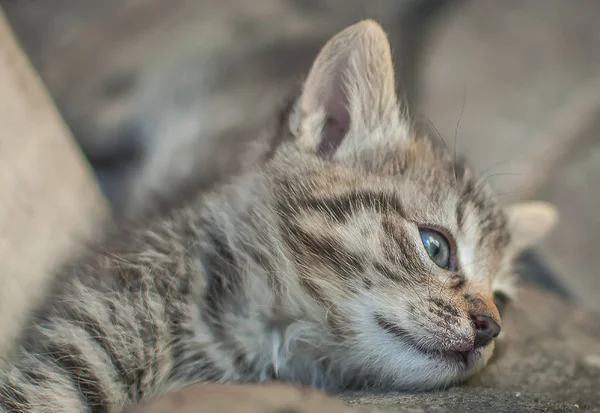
[0,20,557,412]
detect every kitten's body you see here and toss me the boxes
[0,21,556,412]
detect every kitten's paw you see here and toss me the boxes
[128,383,373,413]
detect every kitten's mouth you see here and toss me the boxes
[375,314,474,368]
[439,349,472,365]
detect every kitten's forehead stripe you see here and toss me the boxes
[298,190,405,222]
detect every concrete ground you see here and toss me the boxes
[3,0,600,411]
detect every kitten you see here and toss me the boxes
[0,20,557,412]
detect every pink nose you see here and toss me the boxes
[471,313,501,348]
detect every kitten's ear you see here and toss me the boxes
[505,201,559,251]
[290,19,403,159]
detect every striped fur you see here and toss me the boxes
[0,20,556,412]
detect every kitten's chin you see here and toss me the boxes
[349,338,495,391]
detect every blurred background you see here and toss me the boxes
[2,0,599,314]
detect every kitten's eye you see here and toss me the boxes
[419,229,451,269]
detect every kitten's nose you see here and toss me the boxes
[471,313,501,348]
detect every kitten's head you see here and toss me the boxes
[266,20,557,390]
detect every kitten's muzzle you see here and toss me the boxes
[471,312,501,349]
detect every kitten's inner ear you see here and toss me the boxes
[292,19,401,159]
[506,201,559,251]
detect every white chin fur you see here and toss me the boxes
[342,321,486,391]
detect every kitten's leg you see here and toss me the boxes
[0,266,202,413]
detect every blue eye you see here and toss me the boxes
[419,229,451,269]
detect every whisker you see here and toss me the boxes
[473,171,534,195]
[453,87,467,190]
[414,115,461,191]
